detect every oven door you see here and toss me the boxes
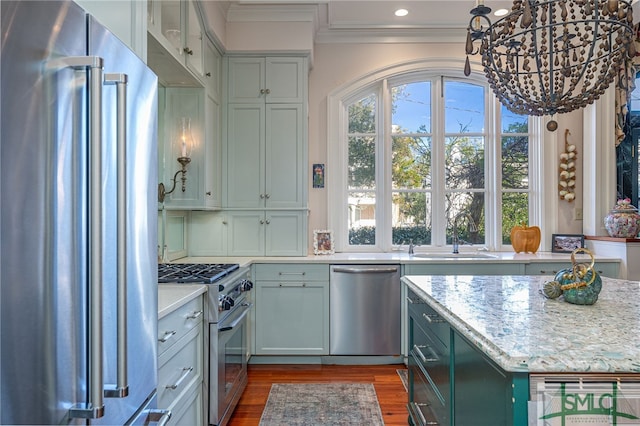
[211,301,251,426]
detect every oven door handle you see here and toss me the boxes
[218,303,252,332]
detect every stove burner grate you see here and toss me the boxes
[158,263,240,284]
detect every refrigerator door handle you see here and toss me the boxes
[104,73,130,399]
[49,56,107,420]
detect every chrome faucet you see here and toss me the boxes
[408,239,416,255]
[452,212,478,254]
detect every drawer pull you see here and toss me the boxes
[413,344,438,363]
[186,310,203,320]
[278,271,306,276]
[166,367,194,390]
[158,330,177,343]
[405,296,424,304]
[279,283,307,287]
[410,401,439,425]
[423,313,445,323]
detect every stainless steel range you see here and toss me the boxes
[158,263,253,426]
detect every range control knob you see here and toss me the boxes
[239,279,254,292]
[218,295,235,312]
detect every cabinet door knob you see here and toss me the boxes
[183,47,193,55]
[265,193,270,199]
[206,72,211,77]
[222,221,228,225]
[265,220,271,225]
[260,220,265,225]
[206,191,212,196]
[265,88,271,94]
[260,89,266,95]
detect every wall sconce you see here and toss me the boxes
[158,117,194,203]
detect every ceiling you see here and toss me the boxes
[220,0,516,36]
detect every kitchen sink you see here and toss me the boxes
[410,253,498,260]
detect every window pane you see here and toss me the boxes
[502,136,529,189]
[348,191,376,245]
[392,136,431,189]
[446,193,485,245]
[392,192,431,245]
[348,95,376,133]
[445,136,485,189]
[501,105,528,133]
[445,81,484,133]
[348,136,375,189]
[502,193,529,244]
[392,82,431,134]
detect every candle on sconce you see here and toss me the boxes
[181,137,187,157]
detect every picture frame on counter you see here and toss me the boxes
[313,230,334,255]
[551,233,585,253]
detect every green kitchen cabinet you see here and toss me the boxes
[524,261,619,278]
[226,211,307,257]
[159,88,209,209]
[407,290,451,425]
[404,262,521,276]
[253,264,329,355]
[406,287,528,425]
[147,0,207,83]
[227,57,306,104]
[452,332,528,426]
[226,103,305,209]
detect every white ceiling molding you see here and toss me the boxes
[226,4,319,23]
[314,27,467,44]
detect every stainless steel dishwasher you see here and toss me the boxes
[330,264,401,355]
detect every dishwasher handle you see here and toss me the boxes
[331,266,399,274]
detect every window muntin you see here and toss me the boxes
[340,73,532,251]
[347,95,378,246]
[500,104,530,244]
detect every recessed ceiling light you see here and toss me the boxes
[494,8,509,17]
[395,8,409,17]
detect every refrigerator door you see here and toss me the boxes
[88,15,159,426]
[1,1,90,424]
[1,2,158,424]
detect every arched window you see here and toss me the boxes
[328,64,542,252]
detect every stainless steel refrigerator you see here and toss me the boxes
[1,1,163,424]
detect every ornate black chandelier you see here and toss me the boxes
[465,0,635,126]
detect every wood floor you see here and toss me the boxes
[227,364,409,425]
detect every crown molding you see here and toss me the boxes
[314,27,467,44]
[226,4,319,23]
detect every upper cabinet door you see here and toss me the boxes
[227,57,305,104]
[227,57,266,104]
[265,57,305,103]
[147,0,207,85]
[184,0,204,79]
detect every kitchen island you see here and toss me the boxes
[402,275,640,425]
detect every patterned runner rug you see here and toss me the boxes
[258,383,384,425]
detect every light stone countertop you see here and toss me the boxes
[403,274,640,374]
[158,284,207,319]
[174,251,621,266]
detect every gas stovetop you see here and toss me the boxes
[157,263,240,284]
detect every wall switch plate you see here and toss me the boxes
[574,208,583,220]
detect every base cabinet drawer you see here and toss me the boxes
[166,380,203,426]
[408,355,448,426]
[158,296,204,356]
[158,321,203,411]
